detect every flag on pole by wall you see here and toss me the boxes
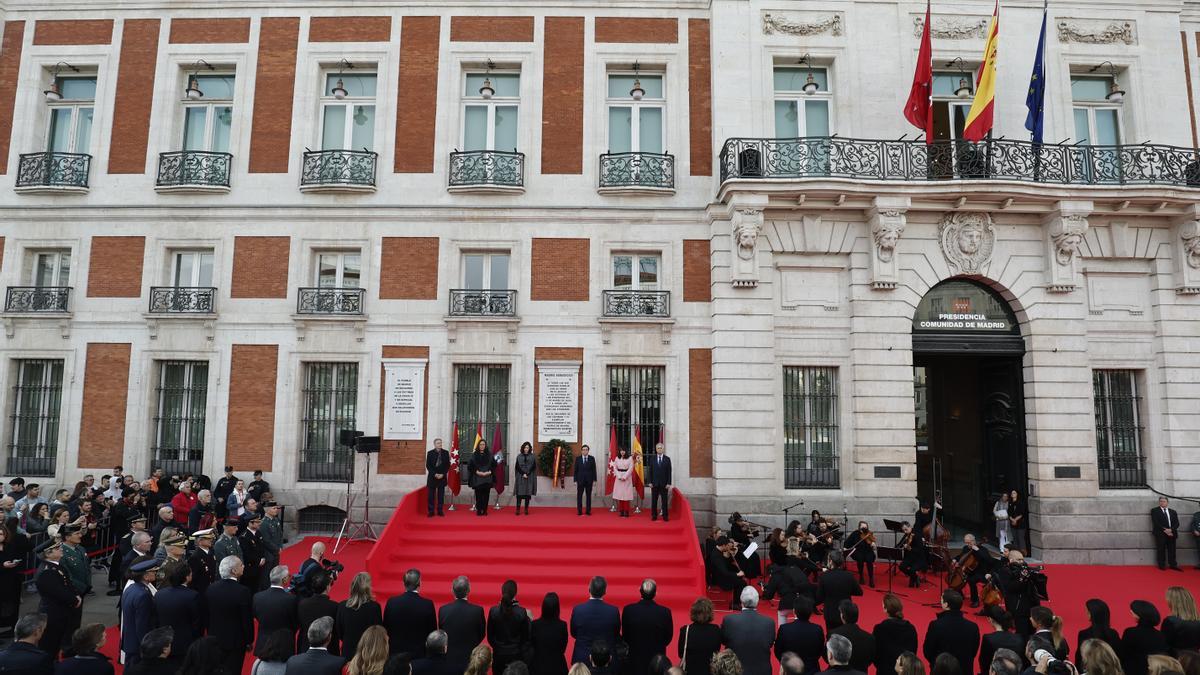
[492,423,506,495]
[1024,1,1048,143]
[448,422,461,496]
[903,0,934,142]
[604,425,618,496]
[632,426,645,500]
[963,1,1000,142]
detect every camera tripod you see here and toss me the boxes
[334,449,379,554]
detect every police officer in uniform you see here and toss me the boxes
[158,533,188,589]
[239,512,266,591]
[213,466,239,520]
[60,525,91,598]
[259,501,285,590]
[110,514,149,596]
[34,539,81,660]
[120,558,160,667]
[188,528,218,595]
[213,518,243,567]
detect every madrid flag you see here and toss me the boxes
[448,422,461,496]
[604,425,618,496]
[963,1,1000,141]
[903,0,934,141]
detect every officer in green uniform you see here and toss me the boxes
[258,500,284,589]
[158,532,188,589]
[213,517,243,567]
[59,524,91,596]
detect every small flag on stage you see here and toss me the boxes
[963,0,1000,142]
[448,422,461,496]
[492,423,506,495]
[604,425,618,496]
[632,426,645,500]
[1024,1,1048,144]
[903,0,934,142]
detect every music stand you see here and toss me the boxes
[882,518,906,596]
[334,435,381,554]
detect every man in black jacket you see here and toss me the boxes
[412,630,461,675]
[573,445,597,516]
[426,439,451,517]
[285,616,345,675]
[1151,497,1182,571]
[645,443,672,522]
[383,569,438,657]
[253,565,300,657]
[831,601,875,674]
[298,570,340,654]
[213,466,238,520]
[706,538,747,610]
[775,598,825,675]
[0,613,53,674]
[764,563,816,627]
[816,634,865,675]
[207,555,255,675]
[155,564,203,657]
[438,575,486,670]
[816,554,863,633]
[621,579,674,675]
[239,512,267,590]
[923,589,980,673]
[34,539,80,660]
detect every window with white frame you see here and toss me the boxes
[31,250,71,287]
[46,77,95,154]
[612,253,660,290]
[314,251,362,288]
[321,72,376,151]
[171,250,214,288]
[8,359,64,476]
[182,74,234,153]
[773,66,831,137]
[931,71,975,142]
[463,252,510,291]
[462,70,520,152]
[1071,75,1122,146]
[607,70,664,154]
[153,361,208,474]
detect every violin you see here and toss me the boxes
[843,528,876,555]
[900,531,915,551]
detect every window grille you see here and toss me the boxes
[783,366,839,488]
[8,359,63,476]
[153,361,208,476]
[453,365,510,455]
[607,366,665,454]
[300,363,358,482]
[1093,369,1146,488]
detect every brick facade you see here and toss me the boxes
[378,346,430,474]
[86,236,145,298]
[687,19,713,176]
[594,17,678,43]
[530,238,589,301]
[395,16,441,173]
[450,16,534,42]
[682,239,710,302]
[309,16,392,42]
[78,343,131,469]
[231,236,290,299]
[226,345,279,471]
[0,22,24,175]
[379,237,439,300]
[533,347,584,468]
[32,19,113,45]
[688,348,713,478]
[168,18,250,43]
[248,17,300,174]
[108,19,160,174]
[541,17,585,175]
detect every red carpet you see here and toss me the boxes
[96,492,1200,673]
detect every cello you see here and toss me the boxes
[946,548,979,591]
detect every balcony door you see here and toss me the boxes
[33,251,71,287]
[321,73,376,151]
[46,78,95,154]
[172,250,214,288]
[462,73,519,153]
[607,73,663,155]
[463,253,509,292]
[612,254,659,290]
[315,251,361,288]
[930,72,976,179]
[182,75,234,153]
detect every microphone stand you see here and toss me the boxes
[782,500,805,533]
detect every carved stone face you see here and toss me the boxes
[878,228,900,250]
[958,223,984,255]
[1186,236,1200,257]
[1057,233,1082,256]
[737,225,758,250]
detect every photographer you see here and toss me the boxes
[1029,645,1078,675]
[987,551,1042,638]
[293,541,343,598]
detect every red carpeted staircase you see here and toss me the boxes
[366,488,706,609]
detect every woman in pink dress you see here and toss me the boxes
[613,447,635,517]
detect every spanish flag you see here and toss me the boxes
[632,426,645,499]
[963,0,1000,142]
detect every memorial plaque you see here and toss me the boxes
[383,359,426,440]
[537,364,579,442]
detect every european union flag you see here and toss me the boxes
[1024,6,1048,143]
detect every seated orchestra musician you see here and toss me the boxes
[897,521,928,588]
[949,533,997,608]
[842,521,878,588]
[706,535,748,609]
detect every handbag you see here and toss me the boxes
[680,625,690,673]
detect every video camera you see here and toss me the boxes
[291,558,345,597]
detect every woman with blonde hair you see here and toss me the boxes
[348,625,389,675]
[337,572,383,660]
[1080,638,1124,675]
[1148,655,1185,675]
[465,644,494,675]
[567,664,592,675]
[895,651,927,675]
[1164,587,1200,656]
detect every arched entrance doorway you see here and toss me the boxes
[912,279,1027,539]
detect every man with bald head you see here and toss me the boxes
[622,579,673,675]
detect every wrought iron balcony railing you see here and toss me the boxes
[719,136,1200,187]
[301,149,377,189]
[149,287,216,314]
[599,152,675,190]
[448,150,525,189]
[602,289,671,318]
[15,152,91,190]
[156,151,232,189]
[297,287,365,315]
[5,287,70,313]
[449,289,517,317]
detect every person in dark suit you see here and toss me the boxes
[239,513,266,591]
[298,570,340,655]
[413,630,461,675]
[384,569,438,657]
[764,562,817,627]
[622,579,674,675]
[1120,600,1169,675]
[569,576,620,665]
[923,589,980,675]
[468,441,497,517]
[487,579,532,675]
[979,606,1023,675]
[0,613,53,674]
[34,539,81,661]
[646,443,672,522]
[207,555,255,675]
[708,537,748,610]
[776,597,825,675]
[285,616,344,675]
[721,587,776,675]
[120,558,160,668]
[816,553,863,633]
[187,528,218,596]
[125,627,177,675]
[573,445,597,516]
[426,438,451,518]
[873,594,918,675]
[1077,599,1121,659]
[57,624,116,675]
[154,564,202,657]
[254,565,300,657]
[1151,497,1182,571]
[831,601,874,674]
[989,551,1040,638]
[531,592,569,675]
[818,634,865,675]
[898,522,928,588]
[439,575,486,670]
